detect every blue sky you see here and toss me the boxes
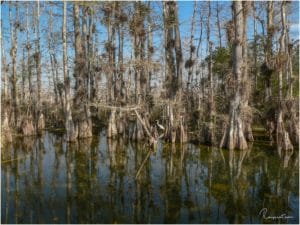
[2,1,299,59]
[1,1,299,87]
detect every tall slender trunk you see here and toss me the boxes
[242,2,254,142]
[196,11,204,110]
[106,3,116,103]
[131,2,148,141]
[174,2,183,91]
[286,33,293,98]
[1,22,12,143]
[265,1,274,102]
[35,0,45,131]
[26,2,33,104]
[1,17,8,100]
[147,1,153,94]
[163,1,176,99]
[253,2,258,90]
[207,1,215,144]
[216,2,222,48]
[63,1,77,141]
[9,2,18,126]
[187,1,196,90]
[163,1,186,143]
[48,8,59,105]
[36,0,41,107]
[21,49,26,101]
[73,2,92,138]
[88,7,95,102]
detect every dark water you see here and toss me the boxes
[1,131,299,224]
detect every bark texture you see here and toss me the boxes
[73,2,92,139]
[276,2,293,151]
[63,1,77,142]
[220,1,249,150]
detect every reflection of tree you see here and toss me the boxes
[1,132,298,224]
[2,143,13,224]
[224,149,251,223]
[48,134,64,222]
[73,138,92,223]
[133,142,153,223]
[107,138,128,223]
[182,144,199,223]
[13,141,20,223]
[65,141,75,224]
[163,144,183,223]
[253,146,299,224]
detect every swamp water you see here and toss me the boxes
[1,131,299,224]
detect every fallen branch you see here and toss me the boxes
[1,156,28,163]
[90,103,140,112]
[134,109,156,144]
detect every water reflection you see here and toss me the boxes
[1,132,299,224]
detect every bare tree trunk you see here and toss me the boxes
[107,109,118,138]
[163,1,176,99]
[253,2,258,90]
[132,2,148,141]
[19,1,35,137]
[276,1,293,151]
[285,31,298,146]
[2,102,12,143]
[220,1,248,150]
[35,0,45,131]
[73,2,92,139]
[163,1,186,143]
[63,1,77,142]
[207,1,215,144]
[216,2,222,48]
[174,2,183,91]
[242,2,254,142]
[106,3,116,103]
[9,2,18,126]
[1,18,11,143]
[88,7,95,102]
[26,2,33,105]
[48,8,59,105]
[147,1,153,94]
[21,49,26,101]
[186,1,196,90]
[286,33,293,98]
[265,1,274,102]
[1,17,8,100]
